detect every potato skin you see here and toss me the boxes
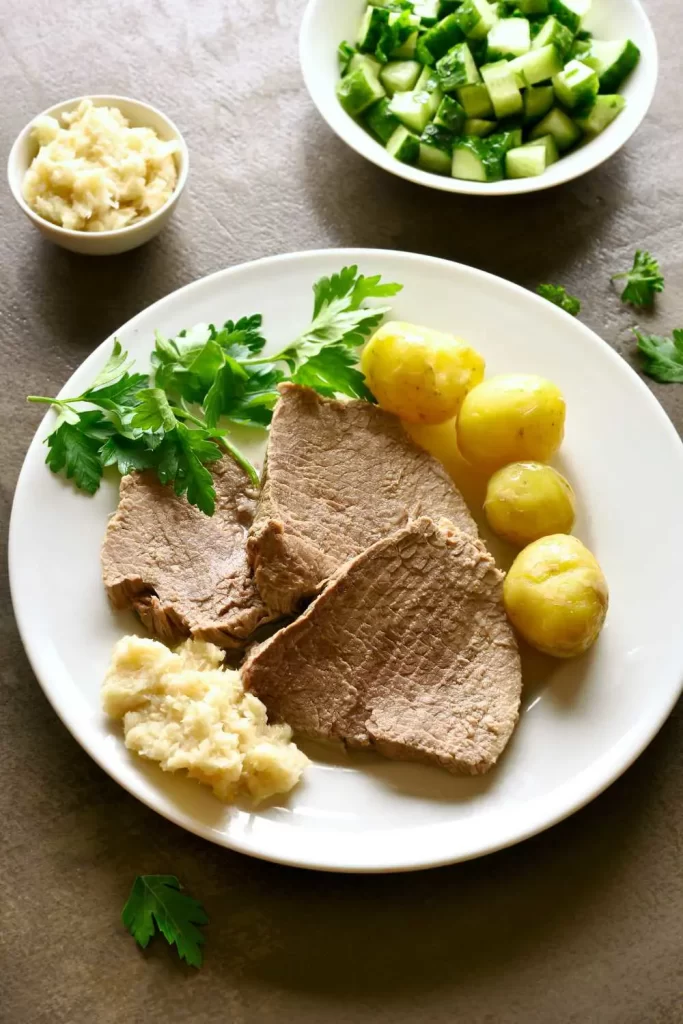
[503,535,608,659]
[457,374,566,470]
[361,321,485,425]
[484,462,576,546]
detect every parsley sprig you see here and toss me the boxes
[536,284,581,316]
[122,875,208,968]
[634,327,683,383]
[612,250,664,308]
[28,266,402,515]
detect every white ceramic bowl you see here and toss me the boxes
[300,0,658,196]
[7,95,189,255]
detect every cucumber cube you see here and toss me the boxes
[552,59,599,115]
[464,118,497,137]
[549,0,591,33]
[414,0,441,26]
[434,94,467,133]
[416,66,442,93]
[357,7,390,53]
[438,0,460,15]
[338,41,356,76]
[456,0,499,41]
[386,125,420,164]
[457,83,495,118]
[583,40,641,93]
[529,106,582,150]
[389,87,442,133]
[517,0,548,12]
[380,60,422,95]
[481,61,524,119]
[574,93,626,134]
[436,42,481,91]
[337,65,386,117]
[531,15,574,58]
[349,53,382,78]
[364,98,401,143]
[419,124,455,174]
[452,137,505,181]
[508,44,564,86]
[416,14,465,65]
[524,84,555,122]
[487,18,531,61]
[522,132,559,163]
[506,145,548,178]
[383,11,421,60]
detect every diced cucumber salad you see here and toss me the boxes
[336,0,640,183]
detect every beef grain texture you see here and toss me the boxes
[101,456,274,647]
[247,384,478,615]
[243,517,522,775]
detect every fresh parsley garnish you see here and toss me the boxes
[634,327,683,383]
[612,251,664,308]
[122,875,208,968]
[28,266,402,515]
[536,284,581,316]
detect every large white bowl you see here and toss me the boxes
[300,0,658,196]
[9,249,683,873]
[7,95,189,255]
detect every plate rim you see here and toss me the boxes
[10,247,683,873]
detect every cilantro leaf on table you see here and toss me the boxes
[612,251,664,308]
[536,284,581,316]
[121,875,208,968]
[634,327,683,383]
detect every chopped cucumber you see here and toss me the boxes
[337,64,386,117]
[464,118,497,136]
[487,18,531,60]
[574,93,625,134]
[358,7,390,53]
[481,60,524,118]
[506,144,547,177]
[523,132,559,163]
[436,42,481,91]
[416,14,465,64]
[552,59,599,115]
[548,0,591,34]
[387,12,421,59]
[416,65,442,93]
[456,0,499,40]
[419,123,455,173]
[438,0,461,15]
[531,15,574,58]
[489,128,524,152]
[338,41,356,76]
[389,86,443,132]
[349,53,382,78]
[414,0,441,27]
[452,136,504,180]
[508,44,564,86]
[457,82,495,117]
[524,84,555,122]
[583,39,641,93]
[364,97,401,143]
[380,60,423,95]
[434,94,467,133]
[529,106,582,149]
[517,0,549,12]
[386,125,420,163]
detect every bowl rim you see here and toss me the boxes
[6,93,190,238]
[299,0,659,197]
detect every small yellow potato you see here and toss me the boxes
[503,535,609,658]
[457,374,566,470]
[484,462,576,546]
[361,320,485,425]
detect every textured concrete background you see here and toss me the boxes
[1,1,682,1022]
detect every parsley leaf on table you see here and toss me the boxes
[121,875,208,968]
[612,251,664,308]
[536,284,581,316]
[634,327,683,383]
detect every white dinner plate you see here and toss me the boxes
[10,249,683,872]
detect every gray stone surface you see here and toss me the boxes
[1,1,681,1021]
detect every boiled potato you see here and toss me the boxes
[361,321,485,425]
[504,535,608,658]
[485,462,576,546]
[457,374,566,470]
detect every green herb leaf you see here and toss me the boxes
[612,251,664,308]
[121,875,208,968]
[204,362,283,428]
[87,339,134,392]
[131,389,178,433]
[291,345,375,401]
[536,284,581,316]
[99,435,159,475]
[634,327,683,383]
[45,417,105,495]
[203,357,249,428]
[172,423,222,516]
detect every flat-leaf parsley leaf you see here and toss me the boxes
[612,251,664,308]
[121,875,208,968]
[536,284,581,316]
[634,327,683,383]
